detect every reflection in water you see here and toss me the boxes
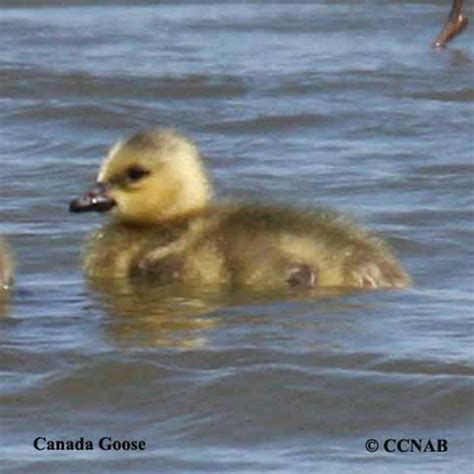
[448,48,473,67]
[87,273,364,348]
[87,277,223,348]
[0,294,8,318]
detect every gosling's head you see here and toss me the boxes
[69,128,211,224]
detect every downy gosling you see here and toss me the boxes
[69,128,410,291]
[0,239,13,292]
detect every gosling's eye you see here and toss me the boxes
[126,166,149,182]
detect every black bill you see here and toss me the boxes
[69,182,116,213]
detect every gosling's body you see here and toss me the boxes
[71,128,410,290]
[84,205,407,289]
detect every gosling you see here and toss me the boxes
[69,128,410,290]
[0,238,13,292]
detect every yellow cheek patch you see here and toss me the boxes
[109,177,180,225]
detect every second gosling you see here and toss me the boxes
[69,128,410,290]
[0,239,13,291]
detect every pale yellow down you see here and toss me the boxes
[81,128,410,290]
[98,129,210,224]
